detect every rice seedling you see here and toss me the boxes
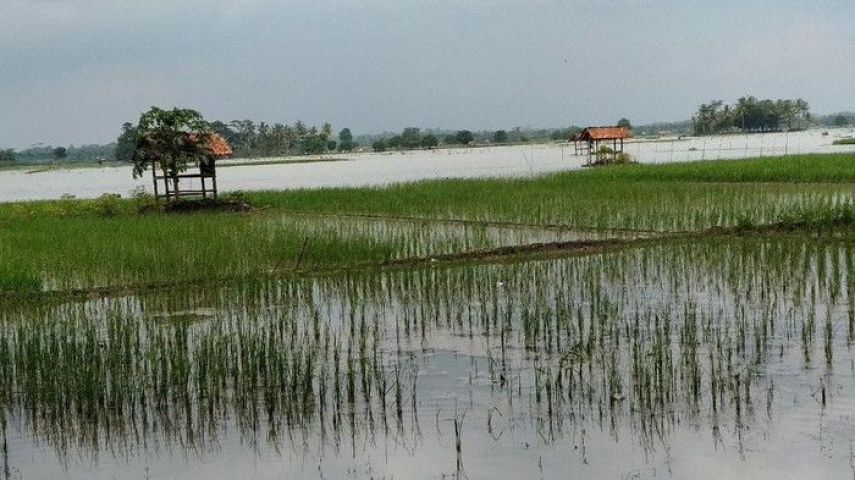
[244,153,855,232]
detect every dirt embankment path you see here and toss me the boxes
[276,210,669,235]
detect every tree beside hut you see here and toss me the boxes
[131,107,233,201]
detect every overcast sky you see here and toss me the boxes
[1,0,853,149]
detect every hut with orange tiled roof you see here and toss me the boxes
[145,132,233,201]
[572,126,632,163]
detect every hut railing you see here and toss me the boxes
[151,164,218,201]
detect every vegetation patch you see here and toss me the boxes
[0,265,42,293]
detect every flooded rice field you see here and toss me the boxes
[1,128,854,202]
[2,235,854,479]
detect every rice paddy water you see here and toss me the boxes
[0,233,853,478]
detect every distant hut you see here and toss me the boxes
[572,126,632,164]
[145,133,233,201]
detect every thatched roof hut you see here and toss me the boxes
[573,126,632,163]
[188,133,234,159]
[574,127,632,142]
[144,132,233,201]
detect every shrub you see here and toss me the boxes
[95,193,122,217]
[130,187,158,213]
[590,146,634,166]
[595,145,615,163]
[615,152,634,164]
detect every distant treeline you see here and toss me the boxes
[115,119,346,162]
[6,121,590,164]
[632,120,694,137]
[0,144,115,165]
[692,97,811,135]
[817,112,855,128]
[3,107,854,165]
[359,126,590,152]
[118,120,593,157]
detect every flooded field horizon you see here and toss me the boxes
[1,128,854,203]
[2,235,854,479]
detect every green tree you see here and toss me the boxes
[371,139,387,152]
[115,122,138,162]
[256,122,272,156]
[209,121,239,147]
[321,122,333,142]
[302,135,328,155]
[616,118,632,129]
[387,135,402,149]
[0,149,15,163]
[52,146,67,161]
[131,107,212,179]
[795,98,810,123]
[421,133,439,149]
[269,123,288,154]
[338,128,355,151]
[455,130,474,145]
[294,120,308,139]
[283,124,298,151]
[833,114,848,127]
[492,130,508,143]
[229,119,257,156]
[401,128,421,149]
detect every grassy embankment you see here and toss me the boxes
[0,153,852,293]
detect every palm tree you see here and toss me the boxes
[796,98,810,126]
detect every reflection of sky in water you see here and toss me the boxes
[2,238,854,479]
[1,129,854,202]
[8,348,852,480]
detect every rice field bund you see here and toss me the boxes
[1,153,854,479]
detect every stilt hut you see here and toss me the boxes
[572,126,632,164]
[147,133,233,201]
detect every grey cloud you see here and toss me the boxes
[0,0,853,148]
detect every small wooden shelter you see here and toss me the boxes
[148,133,233,201]
[572,126,632,162]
